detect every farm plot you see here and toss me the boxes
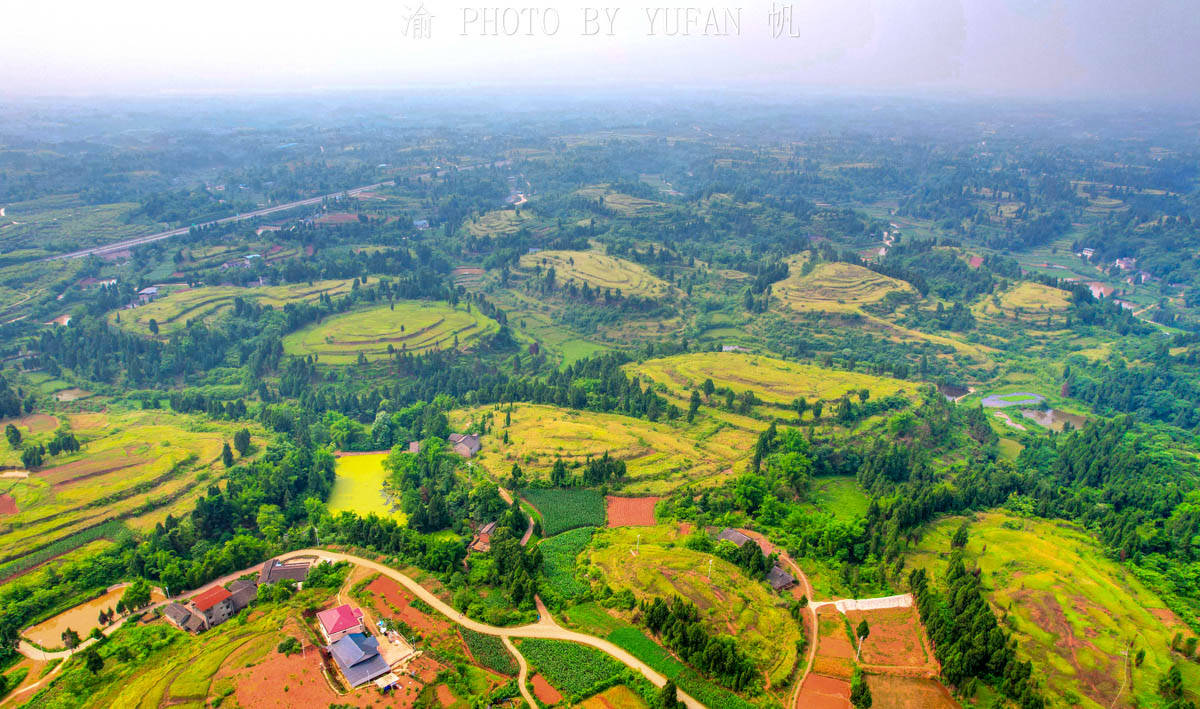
[865,675,959,709]
[518,249,673,298]
[523,488,606,536]
[465,208,535,236]
[110,279,353,336]
[626,352,916,410]
[515,638,632,702]
[585,525,803,688]
[843,605,935,669]
[907,512,1200,708]
[605,496,659,526]
[462,628,518,675]
[329,453,404,521]
[456,404,754,495]
[539,526,595,599]
[574,186,667,216]
[775,258,916,313]
[796,673,851,709]
[282,300,498,364]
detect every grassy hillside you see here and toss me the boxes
[775,258,916,313]
[908,512,1200,708]
[282,300,498,364]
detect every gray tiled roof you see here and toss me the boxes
[329,633,391,687]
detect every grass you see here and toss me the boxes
[282,300,498,364]
[774,257,915,313]
[328,453,404,522]
[0,194,168,254]
[522,489,606,536]
[908,512,1200,709]
[581,684,650,709]
[626,352,917,409]
[515,638,629,700]
[109,279,353,336]
[539,526,595,599]
[584,525,802,688]
[518,249,672,298]
[455,403,755,495]
[462,628,518,675]
[806,475,869,520]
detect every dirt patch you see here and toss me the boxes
[797,673,851,709]
[0,492,15,515]
[530,674,563,705]
[41,458,148,488]
[315,212,360,225]
[53,388,92,402]
[1149,607,1185,628]
[435,684,456,705]
[845,606,934,669]
[866,675,959,709]
[605,496,661,526]
[365,576,452,636]
[6,413,58,434]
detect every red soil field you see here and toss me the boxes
[797,673,851,709]
[6,413,58,434]
[365,576,452,636]
[605,496,661,526]
[315,212,359,225]
[846,606,935,669]
[531,674,563,705]
[40,457,147,487]
[436,685,456,705]
[0,492,16,515]
[224,642,422,708]
[867,675,959,709]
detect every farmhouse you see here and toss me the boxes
[767,565,797,592]
[259,557,311,586]
[469,520,498,553]
[137,286,159,303]
[328,632,392,687]
[163,602,206,633]
[229,579,258,611]
[189,586,235,629]
[317,603,366,643]
[447,432,481,458]
[716,528,753,548]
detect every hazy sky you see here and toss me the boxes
[2,0,1197,100]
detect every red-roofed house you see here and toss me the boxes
[317,604,366,643]
[190,586,235,629]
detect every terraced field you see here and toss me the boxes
[110,279,354,336]
[518,249,672,298]
[908,512,1200,708]
[0,409,261,582]
[282,300,499,364]
[775,257,916,313]
[574,186,666,216]
[585,525,803,688]
[626,352,917,409]
[465,208,535,236]
[453,404,754,494]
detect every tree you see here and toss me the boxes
[221,441,234,467]
[658,679,680,709]
[233,427,251,456]
[850,669,873,708]
[687,390,701,423]
[20,445,43,469]
[148,318,159,335]
[122,578,152,610]
[61,628,81,650]
[856,619,871,640]
[83,647,104,674]
[812,400,824,419]
[4,423,19,447]
[951,521,969,549]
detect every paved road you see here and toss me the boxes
[46,181,395,261]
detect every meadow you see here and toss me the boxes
[455,403,755,494]
[584,525,803,688]
[328,453,404,521]
[908,512,1200,708]
[774,258,916,313]
[110,279,354,336]
[518,249,673,298]
[522,489,605,536]
[626,351,917,410]
[282,300,498,364]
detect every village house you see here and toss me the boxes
[317,603,367,644]
[259,557,311,586]
[328,632,392,687]
[189,586,235,629]
[163,602,206,633]
[766,565,797,592]
[137,286,159,303]
[469,520,498,553]
[716,528,753,548]
[229,579,258,611]
[447,433,481,458]
[1113,257,1137,271]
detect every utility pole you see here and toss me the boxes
[707,558,713,580]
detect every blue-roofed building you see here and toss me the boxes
[328,633,391,687]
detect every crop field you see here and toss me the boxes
[0,194,168,254]
[109,279,353,336]
[282,300,498,364]
[626,352,917,410]
[574,186,667,216]
[580,684,650,709]
[0,409,262,583]
[539,526,595,599]
[775,258,916,313]
[515,638,631,701]
[908,512,1200,708]
[464,208,534,236]
[328,453,404,521]
[585,525,802,687]
[975,281,1072,323]
[456,404,755,494]
[462,628,518,675]
[522,488,606,536]
[518,249,672,298]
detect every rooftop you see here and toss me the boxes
[191,585,232,612]
[329,633,391,687]
[716,528,752,548]
[766,565,797,590]
[318,604,364,635]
